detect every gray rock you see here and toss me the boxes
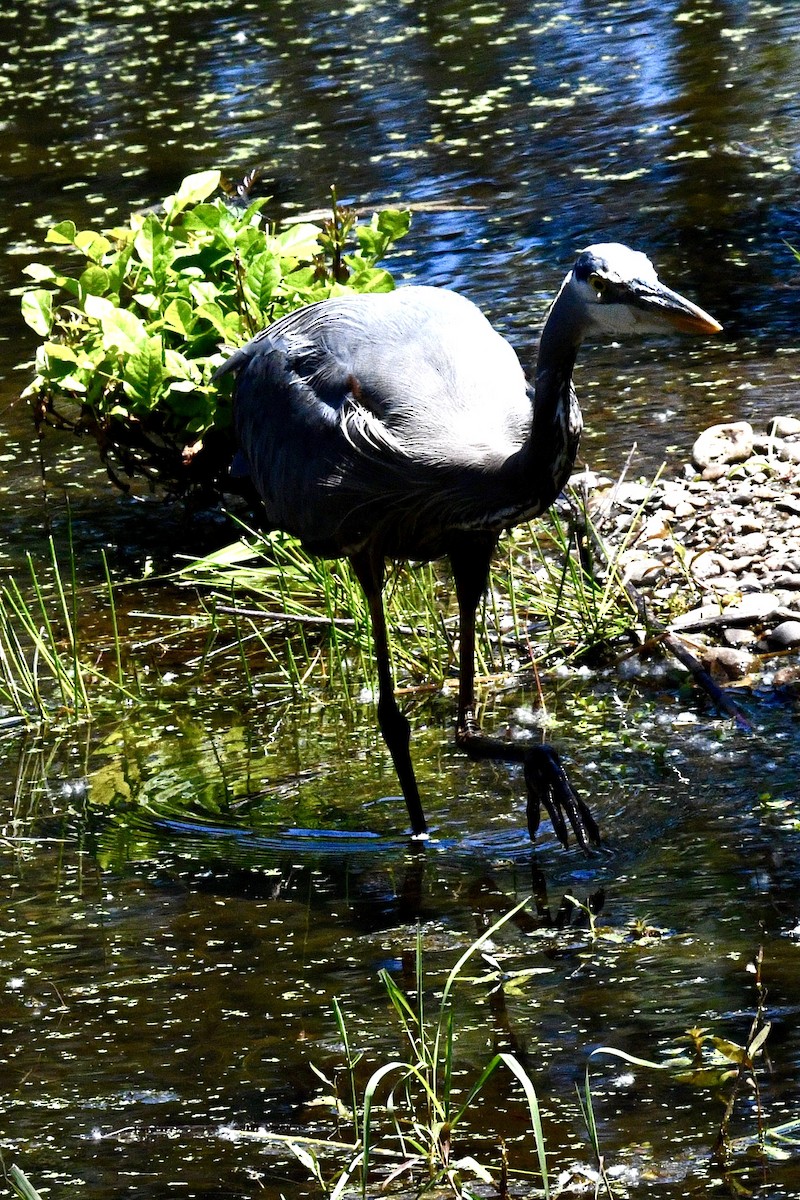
[623,556,665,585]
[689,550,726,580]
[702,463,730,481]
[771,416,800,438]
[723,627,757,647]
[697,645,755,681]
[692,421,754,470]
[719,593,782,624]
[766,620,800,649]
[614,482,651,505]
[737,532,769,555]
[594,415,800,690]
[772,664,800,693]
[671,603,726,631]
[776,442,800,464]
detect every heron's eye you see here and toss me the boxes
[589,273,607,298]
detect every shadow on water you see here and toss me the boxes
[1,0,800,1194]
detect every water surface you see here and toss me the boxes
[1,1,800,1195]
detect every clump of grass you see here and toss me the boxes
[176,527,460,701]
[281,899,551,1199]
[498,487,651,666]
[0,471,654,728]
[177,485,645,705]
[236,900,681,1199]
[0,537,140,725]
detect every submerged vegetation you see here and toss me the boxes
[0,535,140,725]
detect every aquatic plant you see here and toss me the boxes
[501,494,644,666]
[19,171,410,498]
[177,481,646,705]
[283,900,552,1199]
[0,535,139,724]
[3,1164,45,1200]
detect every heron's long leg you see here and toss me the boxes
[451,535,496,743]
[450,539,600,851]
[350,549,428,838]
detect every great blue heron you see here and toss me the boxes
[216,243,721,848]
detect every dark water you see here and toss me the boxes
[1,1,800,1196]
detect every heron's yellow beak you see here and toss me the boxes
[635,281,723,336]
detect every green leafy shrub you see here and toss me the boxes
[20,170,411,500]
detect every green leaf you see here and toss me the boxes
[8,1164,46,1200]
[83,293,116,321]
[233,223,267,257]
[21,289,53,336]
[85,295,148,354]
[43,342,79,364]
[348,267,396,294]
[45,219,77,246]
[164,347,201,382]
[673,1066,738,1087]
[51,274,82,299]
[244,250,281,312]
[74,229,112,262]
[273,222,323,260]
[709,1036,748,1065]
[355,208,412,264]
[240,195,269,223]
[588,1046,669,1071]
[355,226,386,262]
[134,213,174,288]
[165,170,222,221]
[180,202,223,233]
[123,335,164,408]
[79,264,110,297]
[281,265,318,291]
[194,301,229,338]
[133,292,159,313]
[748,1022,771,1059]
[189,280,222,307]
[163,297,196,336]
[375,208,412,241]
[104,241,135,294]
[23,262,56,282]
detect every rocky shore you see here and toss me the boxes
[584,416,800,693]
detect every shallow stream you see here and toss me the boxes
[1,2,800,1196]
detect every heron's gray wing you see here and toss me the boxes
[217,288,533,556]
[218,324,358,550]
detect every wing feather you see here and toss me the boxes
[218,287,534,556]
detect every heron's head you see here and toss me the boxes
[568,243,722,337]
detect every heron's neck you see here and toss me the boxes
[523,286,585,512]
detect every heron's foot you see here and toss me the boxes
[524,745,601,851]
